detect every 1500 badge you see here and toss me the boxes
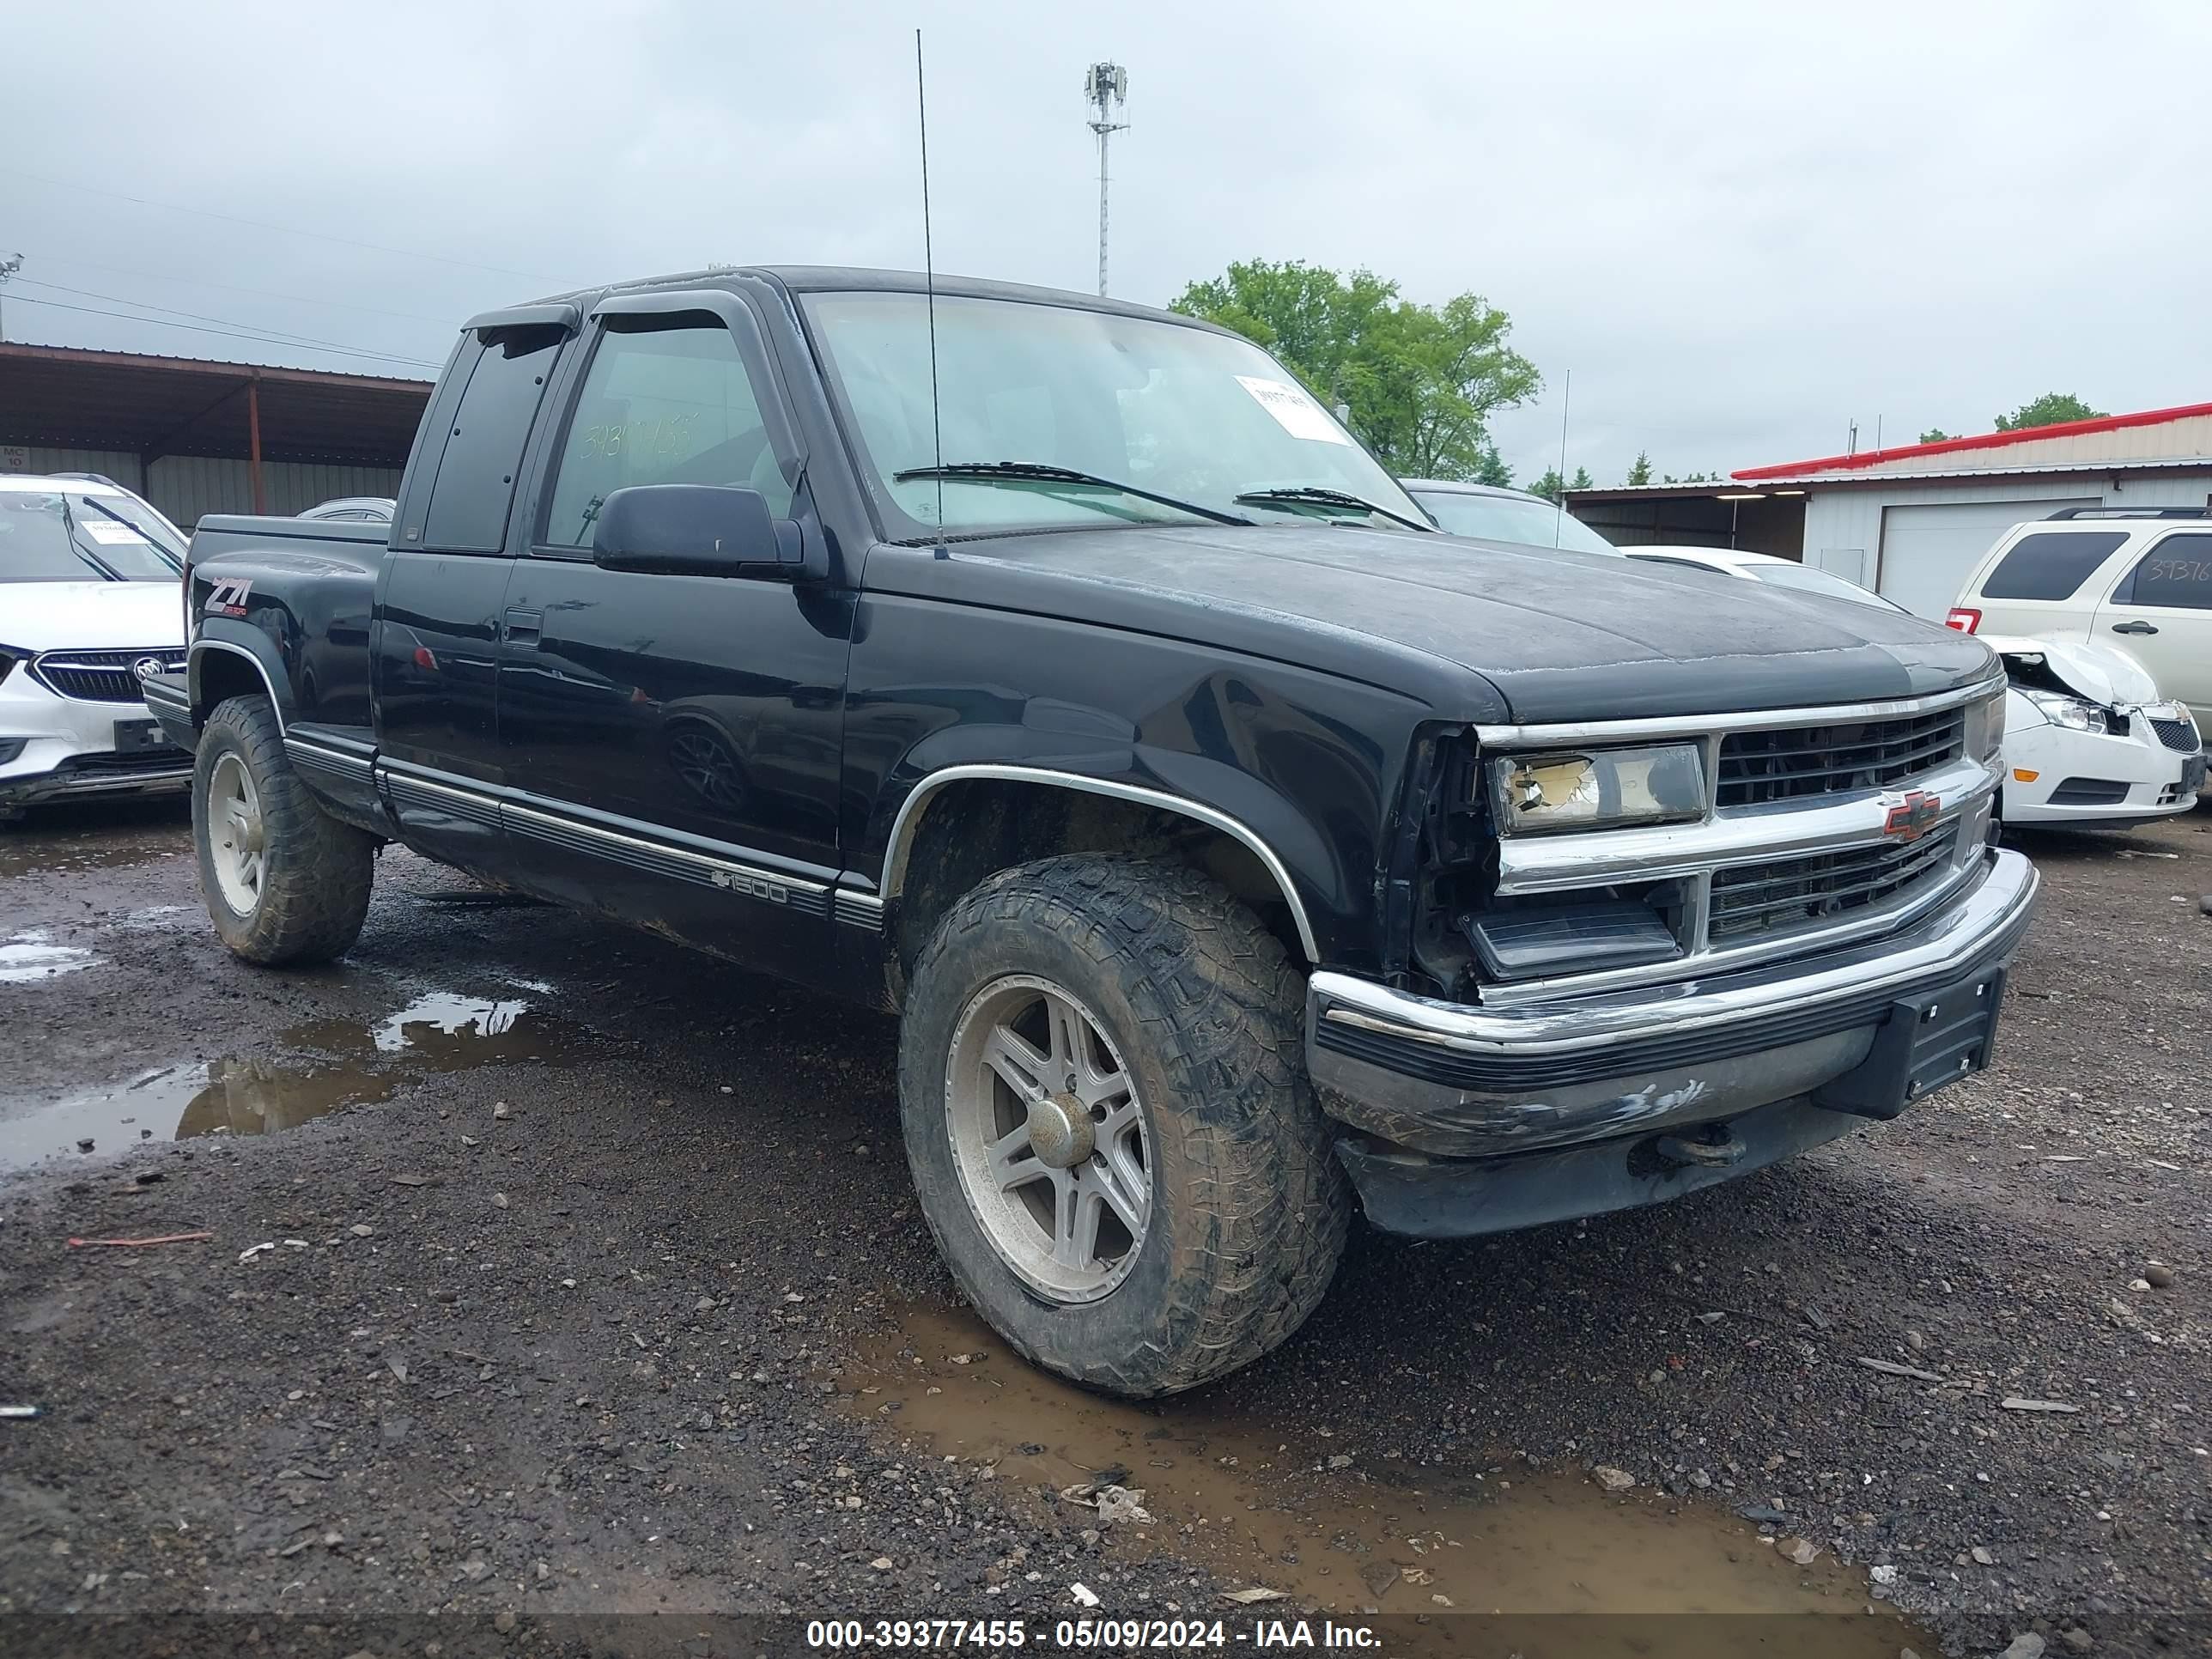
[713,868,791,904]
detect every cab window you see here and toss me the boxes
[419,325,564,553]
[540,318,793,550]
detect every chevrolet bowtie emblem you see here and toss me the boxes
[1883,789,1941,842]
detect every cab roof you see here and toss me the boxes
[483,266,1238,338]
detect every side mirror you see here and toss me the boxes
[590,484,805,577]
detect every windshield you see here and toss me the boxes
[1409,488,1618,556]
[802,291,1425,539]
[1745,562,1905,611]
[0,489,186,583]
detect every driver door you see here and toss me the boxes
[495,292,852,978]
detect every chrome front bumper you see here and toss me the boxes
[1307,846,2039,1159]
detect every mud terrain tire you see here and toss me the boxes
[898,855,1350,1396]
[193,696,375,966]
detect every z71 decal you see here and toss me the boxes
[204,577,253,618]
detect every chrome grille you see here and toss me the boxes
[1717,708,1966,807]
[31,648,184,704]
[1708,824,1960,942]
[2148,717,2201,755]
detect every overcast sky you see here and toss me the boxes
[5,0,2209,483]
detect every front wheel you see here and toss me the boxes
[897,856,1349,1397]
[193,696,375,965]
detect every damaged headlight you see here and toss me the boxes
[2020,689,2107,734]
[1491,743,1707,836]
[1963,689,2005,761]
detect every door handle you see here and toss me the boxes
[503,607,544,646]
[2110,620,2159,636]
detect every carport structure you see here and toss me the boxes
[0,342,433,525]
[1562,480,1807,556]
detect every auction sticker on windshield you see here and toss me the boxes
[81,521,150,544]
[1235,375,1351,445]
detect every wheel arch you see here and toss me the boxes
[189,634,289,732]
[879,765,1322,978]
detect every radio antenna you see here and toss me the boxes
[1553,367,1572,547]
[915,29,945,537]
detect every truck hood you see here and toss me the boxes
[0,581,185,652]
[890,525,1998,722]
[1982,634,2163,708]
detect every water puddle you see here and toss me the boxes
[0,931,99,982]
[847,1304,1926,1656]
[0,989,590,1170]
[0,817,187,881]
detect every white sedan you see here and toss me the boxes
[0,475,192,821]
[1622,545,2203,830]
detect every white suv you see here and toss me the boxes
[1948,509,2212,734]
[0,475,191,821]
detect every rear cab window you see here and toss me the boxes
[410,324,567,554]
[1976,530,2130,601]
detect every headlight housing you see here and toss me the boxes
[2021,689,2108,734]
[1963,689,2005,761]
[1490,743,1707,836]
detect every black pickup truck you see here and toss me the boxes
[149,266,2038,1395]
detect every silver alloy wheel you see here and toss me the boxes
[208,750,266,915]
[945,974,1152,1303]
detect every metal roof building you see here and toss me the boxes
[0,342,433,526]
[1566,400,2212,620]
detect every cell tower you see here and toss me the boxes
[0,253,22,343]
[1084,62,1129,297]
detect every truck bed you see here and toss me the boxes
[185,514,390,738]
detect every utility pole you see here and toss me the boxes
[0,254,22,343]
[1084,63,1128,297]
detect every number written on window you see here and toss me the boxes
[2121,532,2212,611]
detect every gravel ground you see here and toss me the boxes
[0,798,2205,1658]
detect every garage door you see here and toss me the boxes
[1877,498,2099,619]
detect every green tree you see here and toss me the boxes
[1918,428,1951,444]
[1993,393,2104,432]
[1625,450,1652,486]
[1660,471,1718,484]
[1527,466,1592,501]
[1473,442,1513,488]
[1171,259,1540,481]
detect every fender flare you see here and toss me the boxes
[878,763,1322,963]
[189,630,289,732]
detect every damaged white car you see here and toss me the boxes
[1618,546,2203,832]
[1990,637,2203,828]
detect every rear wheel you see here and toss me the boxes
[898,855,1350,1397]
[193,696,374,965]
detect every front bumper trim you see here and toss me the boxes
[1311,847,2036,1064]
[1307,848,2037,1159]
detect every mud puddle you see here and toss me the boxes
[0,812,188,881]
[848,1304,1924,1656]
[0,989,590,1170]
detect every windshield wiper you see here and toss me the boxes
[892,461,1255,527]
[1233,485,1435,533]
[52,491,125,582]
